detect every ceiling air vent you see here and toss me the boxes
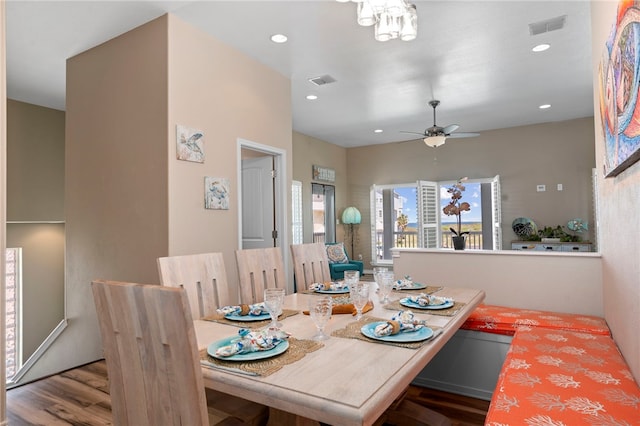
[308,75,336,86]
[529,15,567,36]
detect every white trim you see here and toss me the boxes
[7,318,68,387]
[236,139,291,293]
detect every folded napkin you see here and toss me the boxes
[408,293,452,307]
[374,310,427,337]
[214,328,290,357]
[216,302,267,316]
[310,281,349,292]
[393,275,414,289]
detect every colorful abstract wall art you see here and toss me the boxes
[599,1,640,177]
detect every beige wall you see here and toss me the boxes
[21,16,171,382]
[167,15,292,302]
[292,131,347,244]
[591,1,640,381]
[18,13,293,382]
[7,100,64,221]
[6,100,65,365]
[346,117,595,268]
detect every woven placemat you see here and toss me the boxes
[202,309,300,328]
[330,316,441,349]
[200,337,323,377]
[382,299,466,317]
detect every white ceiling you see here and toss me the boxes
[6,1,595,148]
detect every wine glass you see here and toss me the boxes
[309,296,333,341]
[378,271,394,304]
[349,280,370,320]
[263,288,285,331]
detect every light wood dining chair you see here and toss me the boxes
[91,280,252,426]
[157,252,232,319]
[290,242,332,291]
[235,247,286,304]
[157,254,271,426]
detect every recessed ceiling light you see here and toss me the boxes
[539,104,551,109]
[306,95,318,100]
[270,34,288,44]
[374,129,383,133]
[532,43,550,52]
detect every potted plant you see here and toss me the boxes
[442,178,471,250]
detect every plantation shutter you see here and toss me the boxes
[491,175,502,250]
[417,180,439,248]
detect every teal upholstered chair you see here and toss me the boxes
[325,242,364,280]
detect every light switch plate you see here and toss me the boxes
[537,185,546,192]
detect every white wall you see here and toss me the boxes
[393,248,603,316]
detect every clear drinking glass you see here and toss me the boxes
[264,288,285,331]
[343,270,360,290]
[350,280,370,320]
[373,266,388,291]
[309,296,333,341]
[378,271,395,304]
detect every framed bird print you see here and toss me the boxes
[176,124,205,163]
[205,177,230,210]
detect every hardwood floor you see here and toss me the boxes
[6,361,489,425]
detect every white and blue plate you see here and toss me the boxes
[207,337,289,361]
[314,282,350,294]
[360,322,434,343]
[393,282,427,290]
[399,297,454,310]
[224,312,271,322]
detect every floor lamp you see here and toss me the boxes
[342,207,361,259]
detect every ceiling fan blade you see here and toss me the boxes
[399,131,427,136]
[442,124,459,134]
[447,132,480,138]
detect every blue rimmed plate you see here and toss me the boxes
[224,312,271,322]
[393,282,427,290]
[207,337,289,361]
[399,297,454,310]
[360,322,434,343]
[313,281,349,294]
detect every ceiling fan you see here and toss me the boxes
[401,100,480,147]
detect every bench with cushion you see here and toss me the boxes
[485,326,640,425]
[414,304,632,407]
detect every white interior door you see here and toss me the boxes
[241,155,275,249]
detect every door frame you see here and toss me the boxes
[236,138,290,290]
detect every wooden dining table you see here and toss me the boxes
[194,285,485,426]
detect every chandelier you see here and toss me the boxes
[340,0,418,42]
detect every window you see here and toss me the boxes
[312,183,336,243]
[291,181,303,245]
[371,176,501,262]
[5,248,22,383]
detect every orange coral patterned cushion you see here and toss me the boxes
[486,327,640,425]
[461,304,610,336]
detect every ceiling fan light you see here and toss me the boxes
[424,135,446,148]
[357,1,376,26]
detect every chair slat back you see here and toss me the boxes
[157,253,231,319]
[290,243,332,291]
[235,247,286,304]
[91,280,209,426]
